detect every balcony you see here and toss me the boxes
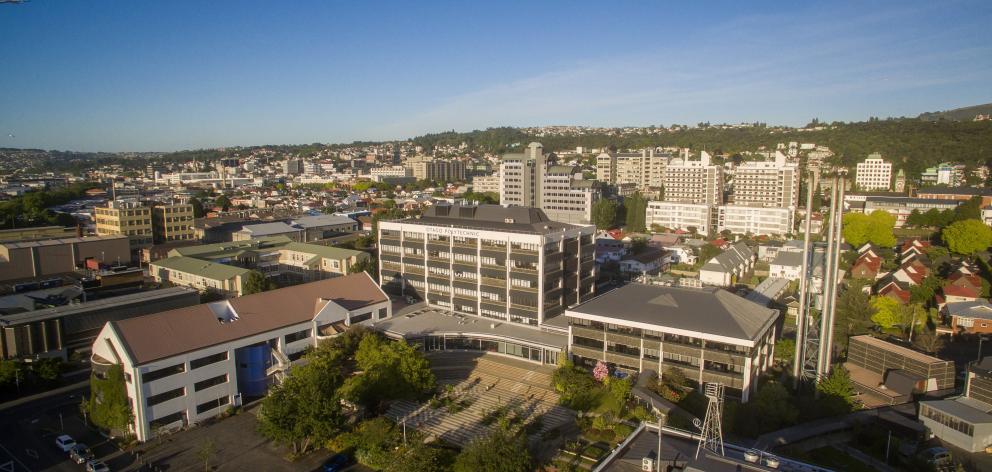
[451,238,478,249]
[480,277,506,288]
[606,350,640,367]
[404,265,425,275]
[702,369,744,389]
[606,331,641,346]
[664,342,702,358]
[702,346,747,365]
[570,344,603,360]
[572,325,603,340]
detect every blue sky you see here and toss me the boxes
[1,0,990,151]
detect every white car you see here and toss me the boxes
[764,455,781,469]
[743,449,760,463]
[54,434,76,452]
[86,460,110,472]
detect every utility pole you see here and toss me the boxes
[655,413,666,472]
[793,170,816,387]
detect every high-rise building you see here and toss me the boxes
[646,201,713,236]
[406,156,466,182]
[499,142,601,224]
[95,200,153,250]
[595,149,669,191]
[661,151,724,206]
[855,153,893,191]
[283,158,304,175]
[732,151,799,208]
[378,204,596,326]
[151,203,196,244]
[471,172,501,194]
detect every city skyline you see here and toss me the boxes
[1,0,989,151]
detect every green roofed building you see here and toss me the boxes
[149,235,369,297]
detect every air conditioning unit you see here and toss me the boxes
[641,457,654,471]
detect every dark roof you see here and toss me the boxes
[402,204,585,234]
[111,273,386,365]
[568,283,777,342]
[917,186,992,197]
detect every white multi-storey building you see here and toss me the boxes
[499,142,601,224]
[595,149,669,191]
[855,153,893,191]
[732,151,799,208]
[645,201,714,236]
[89,274,390,442]
[471,172,501,194]
[661,151,723,206]
[717,205,795,236]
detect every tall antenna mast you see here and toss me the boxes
[695,382,725,459]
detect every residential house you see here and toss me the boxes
[699,242,754,286]
[944,300,992,336]
[768,251,804,280]
[618,248,670,276]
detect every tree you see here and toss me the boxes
[592,361,609,382]
[774,338,796,365]
[83,365,134,437]
[842,211,896,248]
[257,353,345,455]
[870,296,903,330]
[189,197,206,218]
[816,367,858,415]
[453,424,531,472]
[623,192,648,233]
[338,335,435,409]
[910,274,942,305]
[836,281,874,340]
[214,195,232,212]
[591,199,618,230]
[942,219,992,256]
[0,359,23,391]
[242,270,275,295]
[197,439,217,471]
[744,382,798,434]
[349,256,377,279]
[552,360,600,411]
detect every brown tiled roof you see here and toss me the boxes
[111,273,386,365]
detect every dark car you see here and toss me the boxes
[70,443,94,464]
[322,453,352,472]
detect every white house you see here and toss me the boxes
[769,251,804,280]
[699,242,755,286]
[89,273,390,442]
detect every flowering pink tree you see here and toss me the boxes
[592,361,609,382]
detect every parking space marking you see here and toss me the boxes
[0,443,29,472]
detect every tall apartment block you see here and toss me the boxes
[95,200,154,250]
[499,142,601,224]
[855,153,893,191]
[661,151,724,206]
[406,156,466,182]
[378,204,596,326]
[152,203,196,244]
[732,152,799,208]
[595,149,670,192]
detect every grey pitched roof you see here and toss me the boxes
[701,242,753,273]
[237,221,298,236]
[771,250,804,268]
[946,300,992,320]
[291,214,357,228]
[568,283,778,342]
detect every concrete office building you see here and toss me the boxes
[406,157,466,182]
[89,274,389,442]
[95,200,154,250]
[863,197,960,228]
[919,357,992,452]
[563,283,778,401]
[1,287,199,359]
[595,149,669,191]
[471,172,501,194]
[0,235,130,282]
[499,142,602,224]
[717,205,795,236]
[378,204,596,326]
[732,152,799,208]
[149,236,368,298]
[855,153,893,191]
[661,151,723,206]
[645,201,713,236]
[151,204,196,244]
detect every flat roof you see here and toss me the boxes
[568,283,778,342]
[391,204,588,235]
[151,256,250,280]
[922,398,992,425]
[0,287,196,325]
[376,304,567,349]
[292,214,357,228]
[112,273,387,365]
[850,335,948,364]
[0,234,127,249]
[238,221,298,235]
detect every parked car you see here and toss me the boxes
[763,455,781,469]
[743,449,760,463]
[920,447,952,466]
[86,460,110,472]
[70,444,94,464]
[322,453,352,472]
[54,435,76,452]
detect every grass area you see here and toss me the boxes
[893,227,938,239]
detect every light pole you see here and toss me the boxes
[978,335,988,363]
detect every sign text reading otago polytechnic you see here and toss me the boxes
[424,226,481,238]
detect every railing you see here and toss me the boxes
[570,344,603,360]
[572,325,603,340]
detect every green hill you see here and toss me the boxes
[918,103,992,122]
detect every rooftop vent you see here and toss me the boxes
[207,300,239,323]
[504,218,515,224]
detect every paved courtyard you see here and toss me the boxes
[385,352,575,447]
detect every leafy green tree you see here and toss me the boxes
[551,359,600,411]
[842,211,896,248]
[339,335,435,409]
[188,197,206,218]
[816,367,858,416]
[214,195,232,212]
[83,365,134,437]
[591,199,618,230]
[257,352,345,455]
[349,256,377,279]
[742,382,798,435]
[870,296,903,329]
[453,423,531,472]
[942,219,992,256]
[242,270,275,295]
[953,196,984,222]
[197,439,217,471]
[910,274,942,305]
[623,192,648,232]
[774,338,796,364]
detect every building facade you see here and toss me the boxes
[564,283,778,401]
[151,204,196,244]
[95,200,154,250]
[89,275,389,442]
[595,149,669,191]
[499,142,601,224]
[661,151,723,206]
[378,204,596,326]
[717,205,795,236]
[645,201,713,236]
[732,152,799,208]
[855,153,893,191]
